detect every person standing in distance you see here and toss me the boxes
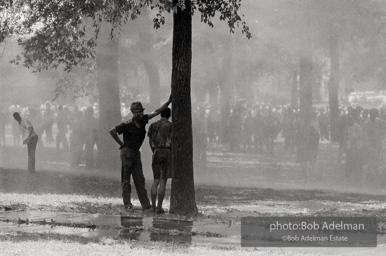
[109,96,172,210]
[148,107,172,214]
[13,112,39,173]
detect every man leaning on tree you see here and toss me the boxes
[109,95,172,211]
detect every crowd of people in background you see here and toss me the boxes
[2,99,386,186]
[192,102,386,185]
[0,102,99,169]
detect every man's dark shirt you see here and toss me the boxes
[115,115,149,150]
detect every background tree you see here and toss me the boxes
[247,0,385,124]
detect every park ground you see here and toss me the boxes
[1,141,386,255]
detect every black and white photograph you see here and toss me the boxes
[1,0,386,255]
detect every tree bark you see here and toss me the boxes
[169,0,198,216]
[328,31,340,142]
[298,49,313,121]
[96,22,122,169]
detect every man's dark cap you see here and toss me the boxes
[13,112,21,119]
[130,102,145,111]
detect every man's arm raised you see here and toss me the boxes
[148,94,172,120]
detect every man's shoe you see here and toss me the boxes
[142,205,152,211]
[155,208,165,214]
[124,203,133,210]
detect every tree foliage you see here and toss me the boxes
[1,0,250,73]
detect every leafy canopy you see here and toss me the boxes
[1,0,251,72]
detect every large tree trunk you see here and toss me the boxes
[169,0,198,216]
[291,68,299,109]
[96,22,122,169]
[298,49,313,121]
[328,31,340,142]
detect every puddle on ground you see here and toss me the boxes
[1,209,386,249]
[0,211,240,246]
[1,199,386,247]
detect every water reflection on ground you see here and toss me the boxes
[150,218,193,244]
[0,211,238,246]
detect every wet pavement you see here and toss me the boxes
[2,209,386,248]
[0,211,240,246]
[2,210,386,255]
